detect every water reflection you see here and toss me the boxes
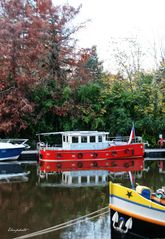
[0,161,164,239]
[61,214,110,239]
[0,162,29,183]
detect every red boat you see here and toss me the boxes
[37,130,144,173]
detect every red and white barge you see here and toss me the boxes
[37,130,144,173]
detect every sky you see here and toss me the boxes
[54,0,165,72]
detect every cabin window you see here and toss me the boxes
[72,136,78,143]
[63,135,65,142]
[81,136,87,143]
[90,136,95,143]
[98,136,102,142]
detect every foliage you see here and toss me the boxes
[0,1,165,147]
[0,0,83,133]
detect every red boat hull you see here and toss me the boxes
[38,143,144,173]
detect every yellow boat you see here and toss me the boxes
[109,181,165,238]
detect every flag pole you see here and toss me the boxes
[128,171,135,189]
[128,123,135,144]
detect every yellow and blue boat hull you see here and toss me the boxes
[109,182,165,238]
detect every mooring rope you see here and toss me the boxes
[13,206,109,239]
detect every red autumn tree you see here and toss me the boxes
[0,0,82,134]
[74,46,103,85]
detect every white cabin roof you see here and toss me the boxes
[37,131,109,136]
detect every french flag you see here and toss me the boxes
[128,124,135,144]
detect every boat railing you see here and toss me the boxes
[107,136,142,143]
[0,138,29,144]
[0,139,30,149]
[36,142,62,150]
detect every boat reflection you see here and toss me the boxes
[0,162,30,183]
[37,170,109,188]
[37,168,146,188]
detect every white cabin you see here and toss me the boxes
[37,131,111,150]
[62,131,110,150]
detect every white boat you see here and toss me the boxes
[0,139,29,161]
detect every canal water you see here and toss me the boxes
[0,161,164,239]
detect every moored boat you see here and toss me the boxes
[0,139,29,161]
[109,181,165,238]
[37,129,144,173]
